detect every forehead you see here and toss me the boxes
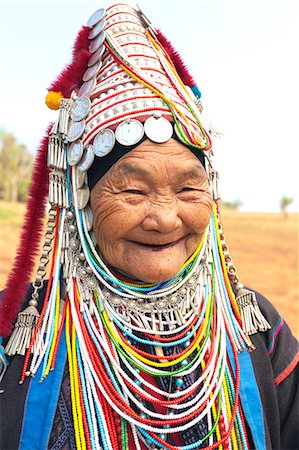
[113,139,205,177]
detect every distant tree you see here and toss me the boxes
[280,196,293,219]
[0,130,33,201]
[220,199,242,210]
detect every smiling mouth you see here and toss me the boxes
[129,237,184,251]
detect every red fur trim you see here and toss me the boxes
[0,125,51,338]
[48,26,91,99]
[156,29,196,88]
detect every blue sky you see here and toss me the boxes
[0,0,298,211]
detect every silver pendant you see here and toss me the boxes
[144,114,173,143]
[88,45,106,67]
[89,18,106,40]
[93,128,115,157]
[83,61,103,82]
[71,96,91,122]
[67,140,84,166]
[67,120,86,142]
[78,78,96,98]
[78,144,95,172]
[87,8,106,28]
[75,167,86,189]
[77,185,90,210]
[84,205,94,231]
[89,31,106,54]
[115,119,144,146]
[83,61,103,81]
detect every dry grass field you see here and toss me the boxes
[0,201,298,338]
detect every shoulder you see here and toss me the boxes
[251,289,298,384]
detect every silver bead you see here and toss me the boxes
[79,252,86,261]
[69,224,76,233]
[66,211,74,220]
[29,299,38,307]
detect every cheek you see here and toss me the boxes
[90,191,144,249]
[183,192,213,233]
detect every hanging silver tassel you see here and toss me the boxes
[215,211,271,336]
[5,304,40,356]
[236,285,271,335]
[4,208,56,357]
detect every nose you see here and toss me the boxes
[141,198,182,233]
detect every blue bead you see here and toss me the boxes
[159,433,166,440]
[135,379,142,386]
[184,340,190,348]
[175,378,184,387]
[180,359,188,367]
[140,413,147,418]
[167,411,175,417]
[134,367,140,374]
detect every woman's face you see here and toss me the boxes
[90,139,212,283]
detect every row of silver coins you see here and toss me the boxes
[77,8,107,99]
[67,115,174,185]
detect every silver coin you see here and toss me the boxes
[87,8,106,28]
[144,115,173,143]
[84,205,94,231]
[77,185,90,210]
[71,96,91,122]
[88,45,105,67]
[78,144,95,172]
[78,78,96,98]
[115,119,144,146]
[93,129,115,157]
[89,31,106,54]
[75,167,86,189]
[83,61,102,82]
[67,120,86,142]
[89,18,106,40]
[67,140,84,166]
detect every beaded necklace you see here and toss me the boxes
[11,188,254,450]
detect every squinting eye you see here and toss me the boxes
[179,187,196,192]
[123,189,144,194]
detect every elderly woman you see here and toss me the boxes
[0,4,298,450]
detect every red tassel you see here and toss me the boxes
[0,125,51,338]
[156,29,196,88]
[48,26,91,99]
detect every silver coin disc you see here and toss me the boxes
[88,45,105,67]
[67,120,86,142]
[71,96,91,122]
[75,167,86,189]
[77,185,90,210]
[87,8,106,28]
[67,140,84,166]
[89,18,106,40]
[115,119,144,146]
[83,61,102,82]
[89,31,106,54]
[78,144,95,172]
[93,129,115,157]
[144,115,173,143]
[84,205,94,231]
[78,78,96,98]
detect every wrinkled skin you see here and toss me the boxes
[90,138,213,283]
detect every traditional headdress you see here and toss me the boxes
[0,4,270,449]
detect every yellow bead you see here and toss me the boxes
[45,91,63,110]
